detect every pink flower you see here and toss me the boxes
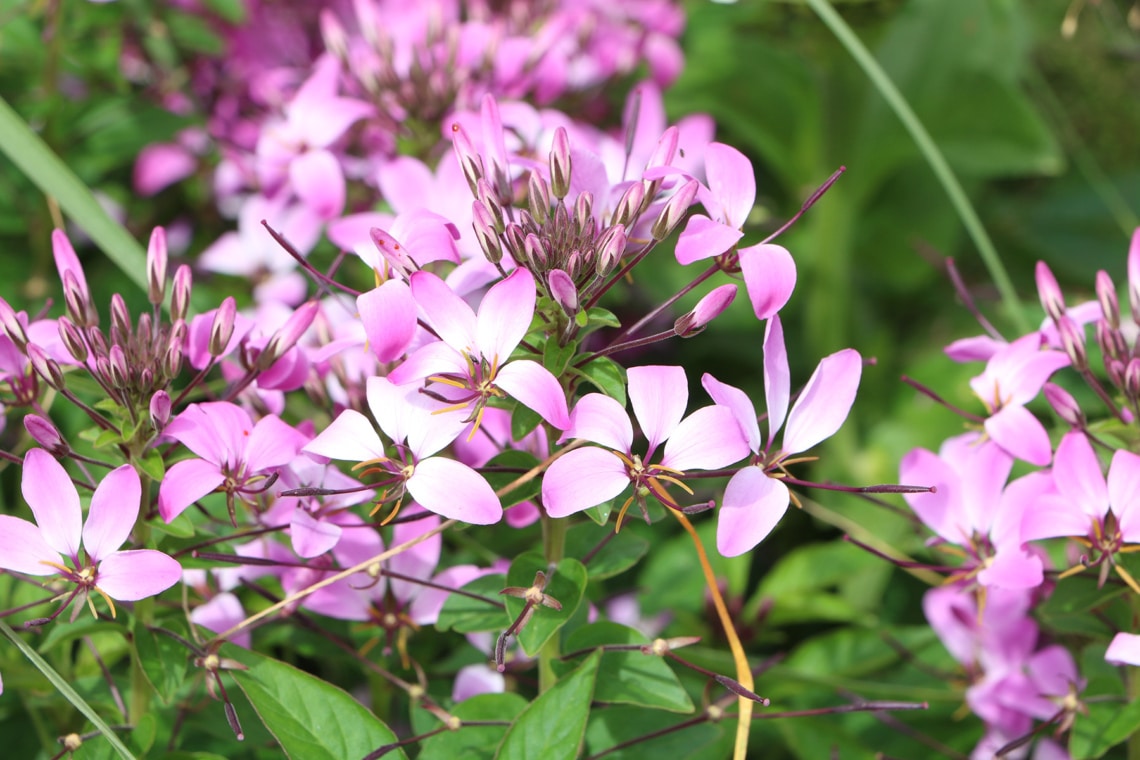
[703,315,861,556]
[541,365,748,522]
[0,450,181,617]
[1106,632,1140,666]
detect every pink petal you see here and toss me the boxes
[1106,632,1140,666]
[1053,431,1108,520]
[410,271,478,355]
[541,447,630,518]
[387,341,468,386]
[1020,493,1089,542]
[134,143,197,196]
[21,448,82,559]
[0,515,60,575]
[290,149,345,220]
[294,95,373,148]
[782,348,861,454]
[191,592,250,648]
[290,509,343,559]
[302,409,386,463]
[96,550,181,601]
[410,564,486,625]
[453,664,505,702]
[388,510,442,603]
[663,406,750,471]
[158,459,226,523]
[976,547,1043,589]
[495,360,571,430]
[763,315,790,444]
[716,468,789,557]
[985,405,1053,466]
[900,448,959,542]
[82,465,140,563]
[358,280,417,363]
[166,403,252,467]
[476,269,535,362]
[367,376,466,458]
[704,142,755,228]
[244,415,305,473]
[701,373,761,452]
[566,394,633,451]
[1110,450,1140,542]
[944,335,1006,363]
[739,243,796,321]
[408,458,502,525]
[51,230,89,301]
[628,365,688,454]
[674,215,744,265]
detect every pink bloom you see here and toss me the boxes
[703,315,861,556]
[1106,632,1140,666]
[542,365,749,521]
[0,450,181,616]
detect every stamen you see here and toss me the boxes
[351,456,389,472]
[1114,564,1140,595]
[465,404,486,442]
[613,495,636,533]
[654,473,694,495]
[92,585,118,619]
[427,375,469,390]
[379,496,405,526]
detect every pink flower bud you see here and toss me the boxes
[0,297,28,352]
[110,293,131,341]
[108,345,129,389]
[1035,261,1065,323]
[475,178,504,233]
[675,284,737,337]
[503,223,526,263]
[471,201,503,265]
[524,234,548,271]
[1129,228,1140,325]
[259,301,318,370]
[320,9,348,60]
[646,126,679,170]
[171,265,192,323]
[150,390,171,432]
[1096,270,1119,329]
[147,227,168,306]
[1096,320,1126,364]
[62,270,94,328]
[1126,359,1140,401]
[595,224,627,277]
[574,191,593,234]
[1043,382,1084,429]
[450,123,484,196]
[57,317,88,363]
[209,297,237,357]
[24,414,68,456]
[612,182,645,227]
[27,344,64,390]
[370,227,417,279]
[549,127,571,199]
[547,269,578,315]
[652,179,699,241]
[528,173,551,223]
[1058,316,1088,371]
[52,230,94,324]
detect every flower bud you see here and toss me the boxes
[1096,270,1119,329]
[674,284,737,337]
[450,123,484,196]
[259,301,319,370]
[110,293,131,343]
[320,8,348,60]
[149,390,171,433]
[108,345,129,389]
[475,178,504,233]
[528,173,551,224]
[574,191,593,235]
[503,223,527,263]
[1058,316,1088,371]
[164,340,184,380]
[52,230,95,325]
[27,344,64,390]
[1096,320,1126,364]
[547,269,579,315]
[171,265,192,323]
[524,234,548,271]
[1043,382,1084,429]
[595,224,627,278]
[472,201,503,265]
[24,414,68,456]
[646,126,679,171]
[146,226,168,306]
[209,297,237,357]
[1035,261,1065,324]
[1107,357,1126,389]
[651,179,699,241]
[137,312,153,343]
[549,127,571,199]
[139,367,154,392]
[1126,359,1140,401]
[0,297,28,352]
[62,270,94,328]
[370,227,417,279]
[57,317,88,364]
[612,182,645,228]
[1129,228,1140,325]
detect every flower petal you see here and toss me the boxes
[290,148,345,220]
[662,405,749,471]
[1106,632,1140,666]
[302,409,386,463]
[704,142,756,228]
[408,457,502,525]
[763,315,790,444]
[191,593,250,648]
[21,448,82,559]
[541,447,629,518]
[96,550,181,601]
[83,464,141,563]
[476,268,535,362]
[495,360,571,430]
[158,459,226,523]
[1110,449,1140,542]
[0,515,60,575]
[566,394,632,451]
[291,509,343,559]
[985,405,1053,466]
[701,373,761,453]
[628,365,687,454]
[739,243,796,320]
[716,468,789,557]
[358,280,417,363]
[244,415,306,473]
[1053,431,1108,520]
[410,271,478,356]
[782,348,861,455]
[675,215,744,265]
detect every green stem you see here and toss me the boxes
[130,598,155,727]
[537,514,568,693]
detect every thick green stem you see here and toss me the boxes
[537,514,568,693]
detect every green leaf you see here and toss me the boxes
[150,511,195,539]
[1036,573,1126,637]
[93,428,124,449]
[136,450,166,482]
[418,693,527,760]
[543,338,578,376]
[565,522,648,580]
[226,645,405,760]
[436,574,512,634]
[509,402,543,441]
[502,552,588,656]
[1071,698,1140,760]
[575,356,627,405]
[584,307,621,331]
[481,450,541,509]
[557,622,693,712]
[496,649,600,760]
[133,622,189,705]
[0,96,148,297]
[0,619,136,759]
[583,498,615,527]
[37,616,107,654]
[585,705,728,760]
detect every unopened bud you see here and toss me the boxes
[52,230,94,324]
[1130,228,1140,325]
[595,224,627,277]
[110,293,131,342]
[320,8,348,60]
[472,201,503,265]
[549,127,571,199]
[503,223,527,263]
[1126,360,1140,401]
[1096,270,1120,329]
[171,265,192,323]
[108,345,129,388]
[57,317,88,363]
[370,227,417,279]
[1095,320,1126,364]
[1057,316,1088,371]
[27,344,64,390]
[646,126,679,170]
[1107,357,1126,389]
[652,179,699,241]
[137,312,153,342]
[475,179,504,233]
[259,301,318,370]
[164,340,184,379]
[674,284,737,337]
[574,191,594,235]
[612,182,645,228]
[209,297,237,357]
[62,270,93,328]
[139,367,154,392]
[149,390,171,432]
[1035,261,1065,323]
[24,414,68,456]
[547,269,579,315]
[0,297,28,352]
[1043,382,1084,429]
[450,123,484,196]
[146,227,168,305]
[528,173,551,224]
[524,234,548,271]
